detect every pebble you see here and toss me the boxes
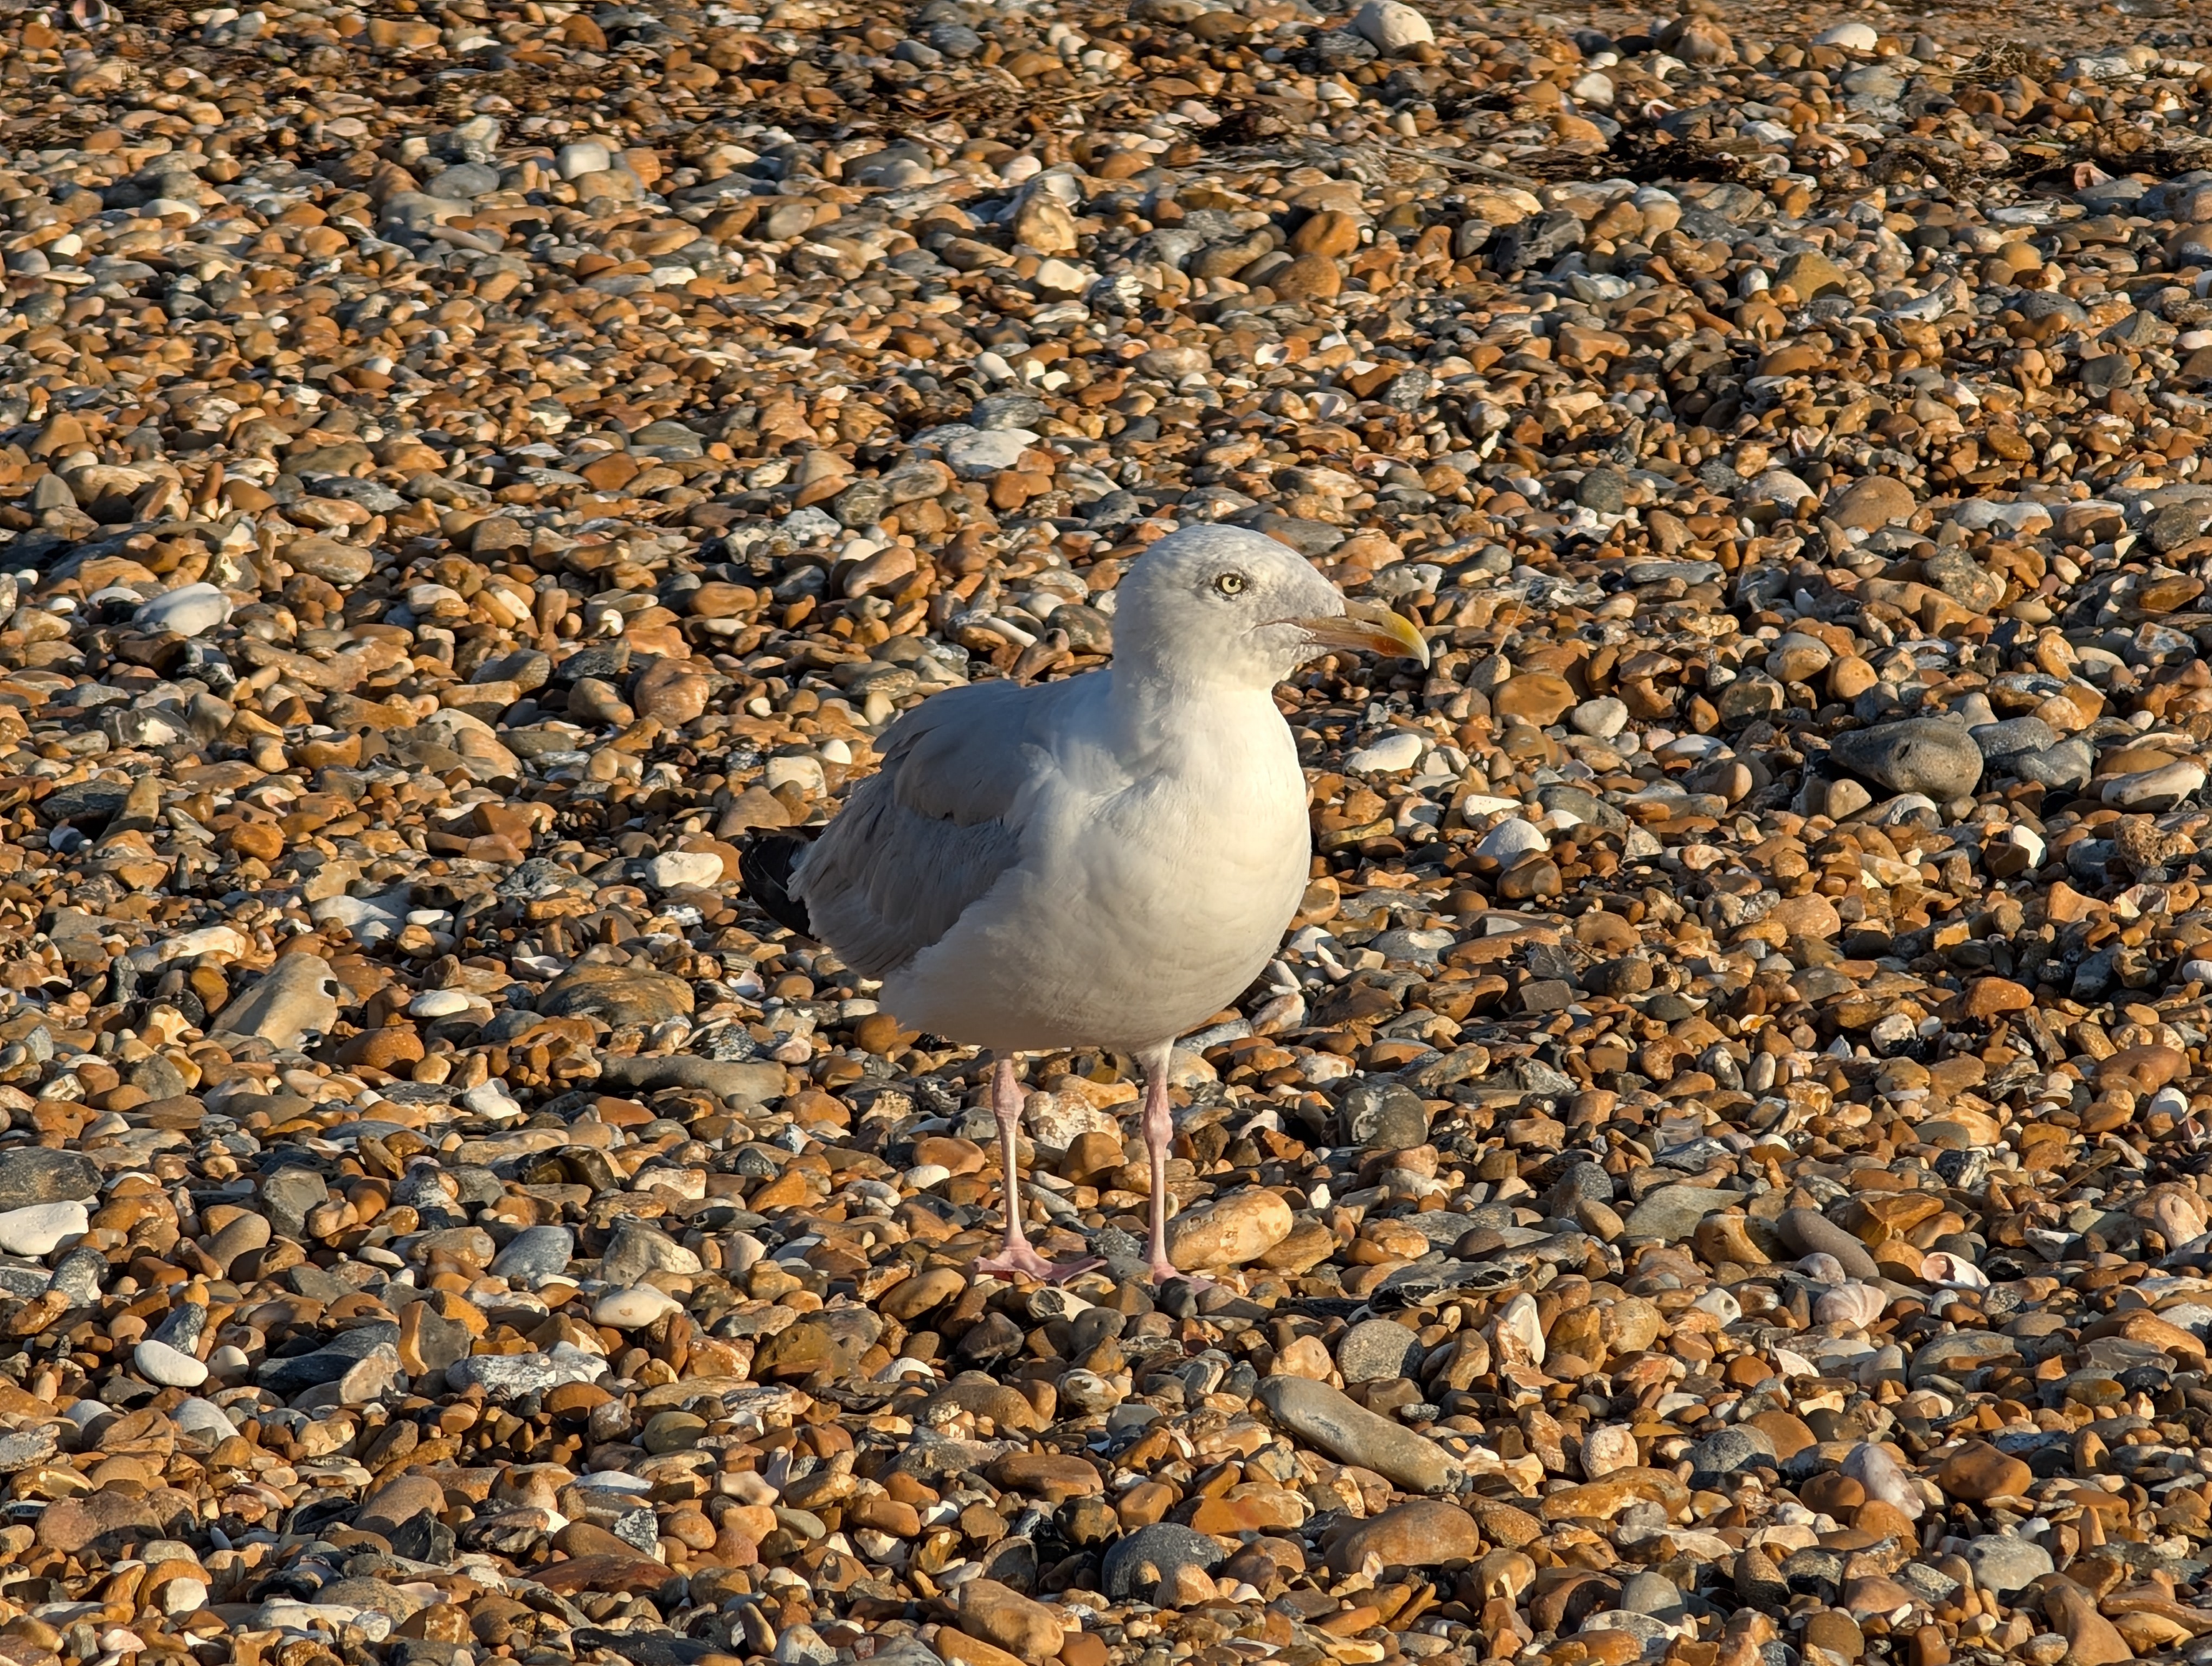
[1162,1187,1293,1269]
[1255,1376,1462,1494]
[1343,731,1426,773]
[489,1225,576,1287]
[1966,1535,2059,1594]
[1100,1525,1225,1603]
[1778,1206,1885,1280]
[1354,0,1435,53]
[1813,21,1880,48]
[0,1152,98,1213]
[1326,1498,1483,1572]
[132,583,232,638]
[0,1201,85,1257]
[213,956,340,1049]
[132,1340,209,1389]
[1827,717,1985,803]
[590,1286,683,1328]
[643,850,726,891]
[1335,1316,1424,1382]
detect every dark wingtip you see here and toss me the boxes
[740,832,816,938]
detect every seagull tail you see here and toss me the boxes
[740,832,815,937]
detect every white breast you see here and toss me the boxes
[882,688,1310,1052]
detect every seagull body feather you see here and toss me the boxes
[792,667,1309,1052]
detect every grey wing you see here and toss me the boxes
[791,677,1049,980]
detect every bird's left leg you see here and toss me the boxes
[975,1054,1102,1282]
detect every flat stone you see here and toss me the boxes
[536,964,694,1026]
[1964,1534,2054,1594]
[215,956,341,1049]
[1255,1376,1461,1493]
[490,1225,575,1287]
[1624,1185,1728,1241]
[1165,1188,1293,1269]
[135,583,232,637]
[0,1201,85,1255]
[0,1151,99,1213]
[1327,1498,1481,1573]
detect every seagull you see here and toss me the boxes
[742,526,1428,1282]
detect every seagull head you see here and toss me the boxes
[1114,524,1430,688]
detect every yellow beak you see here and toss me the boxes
[1291,598,1431,668]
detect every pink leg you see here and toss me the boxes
[1138,1044,1209,1288]
[975,1056,1101,1283]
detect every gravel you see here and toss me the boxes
[0,0,2204,1664]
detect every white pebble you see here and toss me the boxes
[1570,696,1629,739]
[764,755,827,795]
[1812,21,1879,49]
[645,850,726,890]
[1493,1292,1546,1365]
[1353,0,1433,52]
[157,926,246,963]
[134,582,232,638]
[591,1286,681,1328]
[1476,817,1549,864]
[556,140,613,179]
[461,1079,524,1118]
[0,1201,86,1257]
[1842,1438,1924,1518]
[134,1339,209,1388]
[1343,731,1425,773]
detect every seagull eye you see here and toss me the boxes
[1214,572,1246,597]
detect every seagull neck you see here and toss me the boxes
[1106,658,1276,736]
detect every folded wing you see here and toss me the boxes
[793,677,1057,979]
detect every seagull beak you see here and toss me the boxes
[1292,599,1431,668]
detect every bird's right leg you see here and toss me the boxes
[1137,1043,1208,1288]
[975,1055,1101,1283]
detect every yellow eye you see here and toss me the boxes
[1214,571,1246,596]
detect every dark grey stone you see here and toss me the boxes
[1335,1318,1424,1384]
[1686,1425,1777,1483]
[46,1246,105,1304]
[489,1225,574,1285]
[0,1149,98,1212]
[1101,1523,1226,1600]
[2007,739,2094,790]
[1826,718,1983,802]
[1971,716,2057,761]
[1776,1207,1881,1279]
[1338,1081,1430,1150]
[261,1167,329,1239]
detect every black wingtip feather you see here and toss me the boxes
[740,832,816,937]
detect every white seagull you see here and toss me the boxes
[743,526,1428,1281]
